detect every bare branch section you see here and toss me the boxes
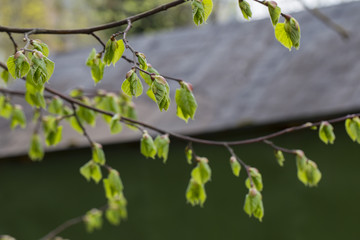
[0,0,187,35]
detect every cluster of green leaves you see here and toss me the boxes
[186,157,212,206]
[140,131,170,163]
[175,81,197,122]
[237,1,301,51]
[191,0,213,26]
[84,209,103,233]
[0,96,26,129]
[244,167,264,221]
[86,38,125,84]
[6,40,54,108]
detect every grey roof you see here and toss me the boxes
[1,2,360,158]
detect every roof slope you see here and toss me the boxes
[1,2,360,157]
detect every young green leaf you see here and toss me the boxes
[239,0,252,20]
[48,97,63,115]
[28,133,44,161]
[106,193,127,225]
[25,76,46,109]
[191,0,213,26]
[140,64,159,86]
[136,52,148,71]
[230,156,241,177]
[243,187,264,222]
[191,157,211,184]
[275,23,293,50]
[93,143,106,165]
[122,69,143,98]
[345,117,360,143]
[69,116,83,134]
[109,114,122,134]
[319,121,335,144]
[31,39,50,57]
[77,97,96,127]
[297,159,322,187]
[275,17,301,50]
[113,39,125,65]
[30,52,55,86]
[175,81,197,122]
[7,51,31,79]
[84,208,103,233]
[185,146,193,164]
[0,97,13,119]
[1,70,9,85]
[86,48,105,84]
[274,150,285,166]
[104,38,118,66]
[186,179,207,206]
[154,135,170,163]
[267,1,281,26]
[151,75,171,111]
[140,131,157,159]
[10,105,26,129]
[245,167,263,191]
[80,160,103,183]
[103,169,124,200]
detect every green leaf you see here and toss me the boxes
[25,76,46,108]
[48,97,63,115]
[243,188,264,222]
[295,151,321,186]
[84,208,103,233]
[70,89,83,98]
[69,116,83,134]
[7,52,31,79]
[274,150,285,167]
[319,121,335,144]
[345,117,360,143]
[185,146,193,164]
[113,40,125,66]
[122,70,143,98]
[136,52,148,71]
[191,157,211,184]
[146,87,157,102]
[30,54,55,86]
[103,39,117,66]
[42,116,62,146]
[106,193,127,225]
[1,70,10,84]
[0,97,13,119]
[110,114,122,134]
[77,97,96,127]
[151,75,170,111]
[267,1,281,26]
[175,82,197,122]
[93,143,106,165]
[191,0,213,26]
[140,131,157,159]
[86,48,104,84]
[103,169,124,200]
[239,0,252,20]
[186,179,207,206]
[245,167,263,191]
[154,135,170,163]
[80,160,102,183]
[230,156,241,177]
[140,64,159,85]
[10,105,26,129]
[275,23,293,50]
[28,133,44,161]
[32,39,50,57]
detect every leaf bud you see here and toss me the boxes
[126,69,135,79]
[14,51,24,59]
[34,50,44,59]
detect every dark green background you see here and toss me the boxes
[1,122,359,239]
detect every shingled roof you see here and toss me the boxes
[1,2,360,158]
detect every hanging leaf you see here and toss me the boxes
[28,133,44,161]
[106,192,127,225]
[92,143,106,165]
[230,156,241,177]
[122,69,143,98]
[245,167,263,191]
[154,135,170,163]
[86,48,105,84]
[319,121,335,144]
[103,169,124,200]
[140,64,159,86]
[186,179,207,206]
[136,52,148,71]
[31,39,50,57]
[175,81,197,122]
[1,70,10,85]
[274,150,285,166]
[140,131,157,159]
[84,209,103,233]
[345,117,360,143]
[7,51,31,79]
[295,151,321,187]
[0,97,13,119]
[151,75,171,111]
[80,160,103,183]
[185,146,193,164]
[239,0,252,20]
[109,114,123,134]
[243,187,264,222]
[25,75,46,109]
[275,17,301,50]
[10,105,26,129]
[30,51,55,86]
[77,97,96,127]
[48,96,64,115]
[191,0,213,26]
[267,1,281,26]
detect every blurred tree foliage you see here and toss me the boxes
[0,0,192,55]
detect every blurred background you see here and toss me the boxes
[1,0,360,239]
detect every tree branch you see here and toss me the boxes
[0,0,187,35]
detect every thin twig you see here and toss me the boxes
[6,32,18,53]
[263,140,298,154]
[90,32,106,53]
[70,102,95,146]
